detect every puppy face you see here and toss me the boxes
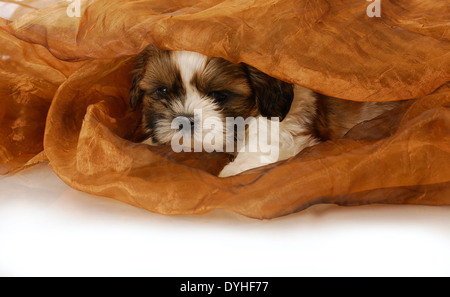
[130,45,293,151]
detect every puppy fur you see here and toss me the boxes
[130,46,397,177]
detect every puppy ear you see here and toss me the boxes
[129,75,144,111]
[244,65,294,121]
[129,45,156,111]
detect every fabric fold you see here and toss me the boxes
[0,0,449,218]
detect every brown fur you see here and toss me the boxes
[314,93,399,140]
[193,57,256,118]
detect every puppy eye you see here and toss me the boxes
[156,87,168,95]
[208,91,229,101]
[151,86,169,99]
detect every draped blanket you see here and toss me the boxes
[0,0,449,218]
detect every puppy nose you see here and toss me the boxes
[176,114,195,130]
[177,121,194,130]
[188,118,195,132]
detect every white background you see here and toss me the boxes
[1,2,449,277]
[1,163,449,277]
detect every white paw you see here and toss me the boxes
[219,158,269,177]
[219,162,245,178]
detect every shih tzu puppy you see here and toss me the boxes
[130,45,397,177]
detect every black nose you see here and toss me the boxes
[178,122,194,130]
[176,114,195,131]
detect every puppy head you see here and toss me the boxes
[130,45,293,150]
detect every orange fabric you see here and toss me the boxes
[0,0,449,218]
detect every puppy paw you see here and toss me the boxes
[218,163,244,178]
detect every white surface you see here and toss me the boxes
[0,0,58,21]
[0,163,449,277]
[0,2,20,20]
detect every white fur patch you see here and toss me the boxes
[172,51,206,93]
[171,51,225,147]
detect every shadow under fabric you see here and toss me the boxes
[0,0,449,219]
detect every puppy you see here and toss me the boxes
[130,45,397,177]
